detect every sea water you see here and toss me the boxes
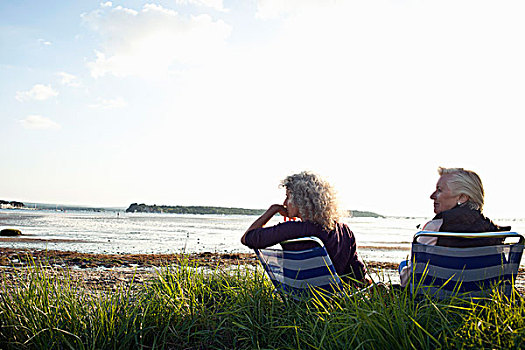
[1,209,524,264]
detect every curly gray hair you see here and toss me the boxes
[280,171,342,230]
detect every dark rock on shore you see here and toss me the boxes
[0,229,22,236]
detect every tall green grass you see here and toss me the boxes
[1,258,525,349]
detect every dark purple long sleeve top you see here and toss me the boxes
[243,221,366,282]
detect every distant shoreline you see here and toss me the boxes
[125,203,385,217]
[1,200,384,217]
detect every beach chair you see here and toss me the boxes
[254,236,344,300]
[409,231,524,299]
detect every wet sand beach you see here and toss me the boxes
[1,247,524,294]
[0,247,401,291]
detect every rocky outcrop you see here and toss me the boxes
[0,200,24,209]
[126,203,157,213]
[125,203,265,215]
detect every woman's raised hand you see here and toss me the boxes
[242,204,289,241]
[269,204,288,218]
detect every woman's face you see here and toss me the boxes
[284,190,300,219]
[430,174,462,214]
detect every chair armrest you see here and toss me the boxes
[413,231,524,244]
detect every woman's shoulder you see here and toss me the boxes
[422,219,443,232]
[438,203,510,232]
[330,222,355,237]
[335,221,350,230]
[337,221,353,228]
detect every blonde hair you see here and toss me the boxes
[438,167,485,211]
[281,171,342,230]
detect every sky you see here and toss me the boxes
[1,0,524,218]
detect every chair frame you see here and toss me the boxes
[409,231,524,299]
[254,236,344,300]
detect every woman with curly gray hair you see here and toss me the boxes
[241,171,366,286]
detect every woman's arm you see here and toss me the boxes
[241,204,287,245]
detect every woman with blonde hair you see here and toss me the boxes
[424,166,510,246]
[241,171,366,286]
[399,166,510,286]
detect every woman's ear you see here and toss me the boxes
[458,194,470,204]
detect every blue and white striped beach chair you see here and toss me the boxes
[254,237,344,300]
[410,231,524,299]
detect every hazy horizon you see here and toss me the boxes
[4,201,525,221]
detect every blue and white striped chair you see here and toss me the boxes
[410,231,524,299]
[254,236,344,300]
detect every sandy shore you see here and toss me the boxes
[1,247,523,293]
[0,247,399,269]
[0,247,399,290]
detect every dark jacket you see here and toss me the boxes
[434,202,510,247]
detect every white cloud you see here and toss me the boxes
[89,97,127,109]
[16,84,59,102]
[38,38,52,46]
[20,115,61,130]
[58,72,81,87]
[82,3,232,78]
[175,0,227,12]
